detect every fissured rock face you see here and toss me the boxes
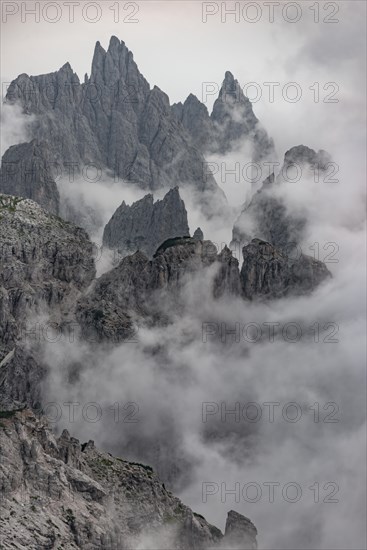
[0,195,96,407]
[76,234,331,344]
[5,36,226,214]
[0,140,60,215]
[76,239,241,344]
[103,187,190,258]
[240,239,331,300]
[0,409,256,549]
[225,510,258,549]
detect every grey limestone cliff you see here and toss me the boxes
[0,195,96,408]
[0,409,257,549]
[102,187,190,258]
[5,36,226,217]
[0,140,60,215]
[0,195,95,360]
[171,93,213,152]
[240,238,331,300]
[76,239,241,344]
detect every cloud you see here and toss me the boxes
[40,172,366,547]
[0,103,35,156]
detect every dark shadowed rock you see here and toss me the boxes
[281,145,332,176]
[0,195,96,405]
[224,510,258,549]
[76,240,240,344]
[214,246,242,298]
[172,93,212,151]
[0,140,60,215]
[231,172,306,256]
[0,347,46,411]
[193,227,204,241]
[240,239,331,300]
[103,187,190,258]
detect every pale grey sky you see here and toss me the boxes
[1,1,366,160]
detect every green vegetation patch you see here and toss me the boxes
[128,461,153,472]
[0,406,26,419]
[0,196,24,218]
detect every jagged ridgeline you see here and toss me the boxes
[0,409,258,549]
[0,35,276,222]
[103,187,191,258]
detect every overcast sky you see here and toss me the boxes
[1,1,366,158]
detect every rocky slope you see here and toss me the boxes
[0,140,60,215]
[103,187,190,258]
[0,195,95,361]
[0,409,257,549]
[76,238,241,344]
[0,194,95,409]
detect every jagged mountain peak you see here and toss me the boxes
[4,35,225,215]
[94,35,129,55]
[109,34,124,48]
[136,192,154,204]
[220,70,241,97]
[231,144,333,253]
[162,185,180,198]
[59,61,73,73]
[185,92,204,104]
[103,186,190,258]
[283,144,332,169]
[215,70,249,105]
[184,93,210,117]
[91,35,139,84]
[224,69,235,80]
[107,34,132,63]
[171,67,274,160]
